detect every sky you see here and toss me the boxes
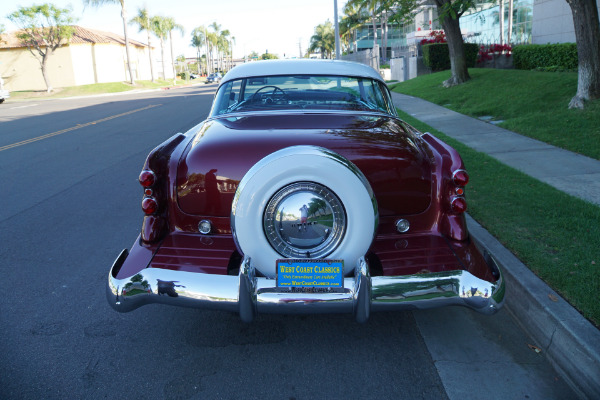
[1,0,347,59]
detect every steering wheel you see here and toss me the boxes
[251,85,289,103]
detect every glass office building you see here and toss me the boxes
[461,0,534,44]
[350,0,534,54]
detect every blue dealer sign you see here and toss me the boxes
[276,259,344,289]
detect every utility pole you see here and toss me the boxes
[298,38,303,58]
[334,0,341,59]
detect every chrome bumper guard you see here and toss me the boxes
[107,250,505,322]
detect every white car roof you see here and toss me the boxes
[221,59,383,84]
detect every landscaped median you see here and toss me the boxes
[7,78,205,101]
[391,69,600,327]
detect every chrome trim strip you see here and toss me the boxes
[107,251,504,319]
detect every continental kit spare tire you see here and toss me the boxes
[231,145,378,278]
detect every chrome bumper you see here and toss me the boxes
[107,250,505,322]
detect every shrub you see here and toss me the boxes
[513,43,578,70]
[477,44,512,63]
[422,43,479,71]
[420,30,446,45]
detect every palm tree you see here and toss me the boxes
[163,17,184,83]
[340,2,363,53]
[151,16,168,80]
[83,0,135,84]
[229,36,236,70]
[209,22,221,72]
[190,27,206,74]
[219,29,231,72]
[308,21,335,59]
[347,0,381,67]
[129,7,155,82]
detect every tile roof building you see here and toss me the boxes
[0,26,164,91]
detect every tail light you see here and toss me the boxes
[138,133,186,243]
[449,169,468,214]
[450,196,467,213]
[452,169,469,186]
[139,170,156,187]
[142,197,158,215]
[140,169,159,215]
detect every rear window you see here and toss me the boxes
[210,75,395,116]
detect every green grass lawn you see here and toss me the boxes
[397,108,600,327]
[9,79,197,101]
[390,69,600,160]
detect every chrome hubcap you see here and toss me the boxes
[263,182,346,258]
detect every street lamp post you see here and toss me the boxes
[334,0,340,59]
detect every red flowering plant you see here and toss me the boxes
[477,44,512,63]
[420,30,446,45]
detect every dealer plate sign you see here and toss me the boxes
[276,259,344,289]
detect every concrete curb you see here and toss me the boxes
[467,214,600,399]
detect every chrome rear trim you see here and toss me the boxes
[107,252,504,322]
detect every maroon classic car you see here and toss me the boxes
[107,59,504,322]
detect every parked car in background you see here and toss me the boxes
[107,59,505,323]
[205,73,222,83]
[0,77,9,103]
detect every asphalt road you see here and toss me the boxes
[0,85,576,399]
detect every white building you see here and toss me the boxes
[0,26,169,92]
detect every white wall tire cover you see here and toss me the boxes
[231,145,378,278]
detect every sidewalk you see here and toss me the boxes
[392,92,600,206]
[392,92,600,399]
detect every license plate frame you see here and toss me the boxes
[276,259,344,292]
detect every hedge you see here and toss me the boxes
[422,43,479,71]
[513,43,578,70]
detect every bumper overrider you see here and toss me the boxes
[107,250,505,323]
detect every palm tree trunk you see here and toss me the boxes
[204,33,210,75]
[146,16,155,82]
[147,30,155,82]
[160,37,166,80]
[169,31,176,83]
[121,7,135,85]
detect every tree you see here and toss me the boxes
[261,52,278,60]
[347,0,382,67]
[218,29,231,72]
[308,21,335,59]
[209,22,222,72]
[190,27,206,74]
[176,54,187,76]
[129,7,155,82]
[163,17,184,83]
[340,2,363,53]
[565,0,600,109]
[8,4,76,92]
[151,16,169,80]
[431,0,474,86]
[83,0,136,85]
